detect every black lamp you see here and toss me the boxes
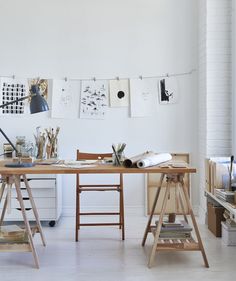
[0,84,49,114]
[0,84,49,167]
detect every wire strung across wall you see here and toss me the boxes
[0,68,196,119]
[0,68,196,82]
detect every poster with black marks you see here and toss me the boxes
[80,80,108,119]
[158,77,179,104]
[0,77,29,115]
[109,79,129,107]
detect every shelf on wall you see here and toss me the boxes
[205,190,236,222]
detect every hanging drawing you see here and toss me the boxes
[80,80,108,119]
[51,79,80,118]
[130,78,157,117]
[158,77,179,104]
[0,77,29,115]
[109,79,129,107]
[28,78,49,100]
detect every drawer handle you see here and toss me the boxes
[22,197,29,200]
[16,208,32,211]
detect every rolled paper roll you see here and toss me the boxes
[123,151,155,168]
[137,153,172,168]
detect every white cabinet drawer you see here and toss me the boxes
[25,174,56,179]
[21,179,56,189]
[2,208,57,220]
[3,188,56,198]
[3,197,56,209]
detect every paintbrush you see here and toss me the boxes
[229,155,234,191]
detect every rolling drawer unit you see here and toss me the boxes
[0,174,62,226]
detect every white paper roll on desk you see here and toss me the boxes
[137,153,172,168]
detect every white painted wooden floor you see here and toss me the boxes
[0,216,235,281]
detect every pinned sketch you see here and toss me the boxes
[51,79,80,118]
[80,80,108,119]
[109,79,129,107]
[0,77,29,115]
[28,78,49,100]
[130,78,157,117]
[158,77,179,104]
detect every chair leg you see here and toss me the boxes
[120,174,125,240]
[119,189,122,230]
[75,187,80,242]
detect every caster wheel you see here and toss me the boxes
[49,220,56,227]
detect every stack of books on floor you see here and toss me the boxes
[0,225,27,243]
[155,220,193,239]
[215,189,235,203]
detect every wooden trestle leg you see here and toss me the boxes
[14,175,40,268]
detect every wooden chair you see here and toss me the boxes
[75,150,125,241]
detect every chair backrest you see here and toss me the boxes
[77,150,112,161]
[76,150,116,186]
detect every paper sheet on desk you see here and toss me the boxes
[63,160,98,165]
[53,164,97,169]
[53,160,98,168]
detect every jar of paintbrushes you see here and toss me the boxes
[45,127,60,159]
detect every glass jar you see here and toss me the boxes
[112,152,125,166]
[15,136,25,157]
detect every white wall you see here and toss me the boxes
[0,0,198,215]
[198,0,233,222]
[233,0,236,154]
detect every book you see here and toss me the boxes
[162,221,184,228]
[215,189,235,203]
[0,225,26,242]
[155,220,193,233]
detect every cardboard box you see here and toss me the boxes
[207,202,225,237]
[221,221,236,246]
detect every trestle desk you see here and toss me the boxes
[0,162,208,268]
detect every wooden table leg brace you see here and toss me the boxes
[142,173,209,268]
[0,174,46,268]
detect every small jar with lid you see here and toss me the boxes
[15,136,26,157]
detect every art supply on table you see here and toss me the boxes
[229,155,234,191]
[34,127,46,159]
[112,143,126,166]
[45,126,60,159]
[3,143,14,158]
[123,152,172,168]
[137,153,172,168]
[123,151,155,168]
[112,144,121,166]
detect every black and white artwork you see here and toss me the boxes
[0,77,29,115]
[80,80,108,119]
[130,78,157,117]
[158,77,179,104]
[109,79,129,107]
[51,79,80,119]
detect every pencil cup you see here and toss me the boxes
[112,152,125,166]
